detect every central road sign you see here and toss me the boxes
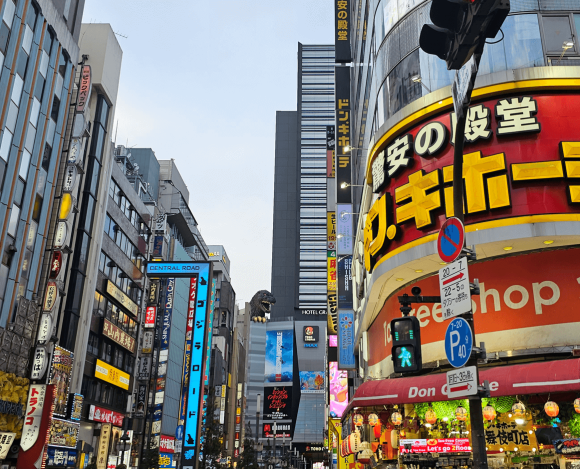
[437,217,465,263]
[439,257,471,320]
[444,317,473,368]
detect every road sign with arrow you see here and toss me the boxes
[446,365,478,399]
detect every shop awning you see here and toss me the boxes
[345,358,580,416]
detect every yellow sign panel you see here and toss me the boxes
[106,280,138,316]
[95,359,130,391]
[96,423,111,469]
[327,212,336,242]
[329,418,343,469]
[328,251,337,291]
[484,414,537,452]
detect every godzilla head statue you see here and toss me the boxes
[250,290,276,323]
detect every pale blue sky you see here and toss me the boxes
[82,1,335,305]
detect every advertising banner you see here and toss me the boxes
[49,418,79,448]
[338,310,355,370]
[329,362,348,418]
[328,292,338,334]
[264,330,294,383]
[95,360,130,390]
[49,346,73,417]
[299,371,325,393]
[263,422,292,439]
[161,278,175,351]
[336,204,353,255]
[18,385,54,469]
[399,439,471,454]
[204,278,217,387]
[179,275,198,421]
[327,126,335,177]
[88,405,124,426]
[263,387,293,420]
[335,66,351,202]
[327,250,337,292]
[337,256,353,309]
[368,249,580,370]
[103,319,136,353]
[182,262,212,468]
[145,306,156,328]
[46,447,77,467]
[334,0,351,63]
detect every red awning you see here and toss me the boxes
[345,358,580,417]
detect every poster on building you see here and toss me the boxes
[335,66,351,203]
[338,310,356,370]
[264,330,294,383]
[68,393,83,421]
[263,422,292,439]
[337,256,353,309]
[329,362,348,418]
[326,126,335,177]
[299,371,325,393]
[263,387,293,420]
[334,0,351,63]
[49,346,74,417]
[49,418,79,448]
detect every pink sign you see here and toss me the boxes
[329,335,337,347]
[88,405,124,427]
[399,439,471,454]
[329,362,348,418]
[160,435,175,453]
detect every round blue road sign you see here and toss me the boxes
[437,217,465,263]
[444,317,473,368]
[176,424,184,441]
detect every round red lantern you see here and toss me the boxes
[544,401,559,418]
[455,407,468,421]
[374,425,382,439]
[425,409,437,425]
[512,402,526,417]
[391,411,402,426]
[574,398,580,414]
[483,405,497,421]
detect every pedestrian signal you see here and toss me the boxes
[391,316,422,373]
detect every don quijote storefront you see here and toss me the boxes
[341,79,580,469]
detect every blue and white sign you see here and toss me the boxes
[47,447,77,467]
[146,262,204,277]
[176,424,183,441]
[337,310,356,370]
[161,279,175,349]
[444,317,473,368]
[182,262,211,467]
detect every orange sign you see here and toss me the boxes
[368,249,580,368]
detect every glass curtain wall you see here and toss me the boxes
[298,44,335,309]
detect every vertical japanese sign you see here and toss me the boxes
[179,275,198,421]
[338,310,356,370]
[334,0,351,63]
[326,126,336,177]
[338,257,353,309]
[182,263,211,468]
[336,205,353,255]
[204,279,217,387]
[18,385,54,469]
[335,66,351,203]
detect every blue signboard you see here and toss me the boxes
[161,278,175,350]
[153,235,164,257]
[159,452,174,468]
[264,330,294,383]
[181,262,211,467]
[47,447,77,467]
[338,310,356,369]
[146,262,207,277]
[444,317,473,368]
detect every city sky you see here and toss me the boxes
[81,1,335,306]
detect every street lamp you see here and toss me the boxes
[339,211,359,220]
[410,75,432,93]
[559,40,575,60]
[342,145,367,153]
[340,182,364,189]
[118,428,131,467]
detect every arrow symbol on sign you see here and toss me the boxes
[443,272,464,285]
[450,383,472,393]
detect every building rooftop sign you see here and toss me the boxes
[146,261,209,278]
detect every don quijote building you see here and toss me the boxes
[332,1,580,468]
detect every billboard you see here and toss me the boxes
[299,371,325,393]
[326,126,335,177]
[263,387,293,420]
[334,0,351,63]
[263,422,292,439]
[94,360,129,390]
[335,66,351,202]
[181,262,212,468]
[329,362,348,418]
[337,257,353,309]
[338,310,356,370]
[265,330,294,383]
[179,275,198,421]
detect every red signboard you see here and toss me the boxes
[49,251,62,279]
[160,435,175,453]
[365,93,580,272]
[145,306,156,328]
[399,439,471,453]
[368,248,580,368]
[76,65,91,113]
[88,405,124,427]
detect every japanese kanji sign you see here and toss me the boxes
[485,415,537,452]
[20,385,47,451]
[335,66,352,203]
[334,0,351,63]
[365,93,580,273]
[49,346,74,417]
[102,318,136,353]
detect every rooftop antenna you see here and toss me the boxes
[114,31,128,39]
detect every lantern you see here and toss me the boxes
[512,402,526,417]
[390,429,399,448]
[455,407,468,421]
[544,401,559,418]
[391,412,402,426]
[374,425,382,439]
[483,405,497,421]
[368,413,379,426]
[425,409,437,425]
[574,398,580,414]
[353,414,364,426]
[59,193,73,220]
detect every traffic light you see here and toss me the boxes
[391,316,422,373]
[419,0,510,70]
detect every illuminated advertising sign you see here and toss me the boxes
[105,280,138,316]
[336,205,353,255]
[334,0,351,63]
[327,292,338,334]
[75,65,91,113]
[263,423,292,439]
[303,326,319,346]
[145,306,156,328]
[399,439,471,454]
[364,93,580,273]
[94,360,130,390]
[87,406,124,426]
[327,250,336,291]
[329,335,338,347]
[49,418,79,448]
[146,262,204,277]
[161,279,175,350]
[335,66,351,202]
[329,362,348,418]
[103,319,136,353]
[337,256,352,309]
[179,275,198,421]
[49,346,73,417]
[299,371,325,393]
[160,435,175,453]
[326,126,335,177]
[265,330,293,383]
[338,310,355,370]
[181,262,212,468]
[263,387,292,420]
[204,278,217,387]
